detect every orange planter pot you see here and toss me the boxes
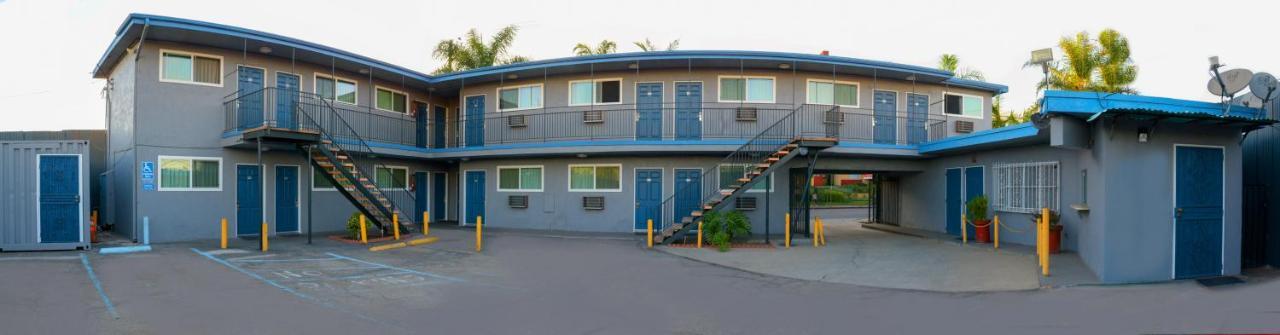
[1049,225,1063,253]
[973,220,991,243]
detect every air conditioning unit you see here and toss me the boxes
[507,115,527,128]
[735,107,758,121]
[508,195,529,208]
[582,196,605,210]
[583,110,604,123]
[954,120,974,133]
[735,196,758,211]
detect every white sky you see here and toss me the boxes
[0,0,1276,131]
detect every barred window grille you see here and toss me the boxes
[992,161,1060,214]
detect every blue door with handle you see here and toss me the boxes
[237,165,262,236]
[432,172,447,221]
[415,104,429,148]
[674,169,702,224]
[636,83,663,140]
[874,90,897,144]
[276,72,300,130]
[675,82,702,140]
[634,169,663,230]
[39,155,80,243]
[238,66,264,130]
[275,166,298,233]
[414,171,428,219]
[465,96,485,147]
[433,106,447,148]
[906,93,928,144]
[964,166,984,238]
[1175,146,1224,279]
[945,168,962,235]
[465,171,485,225]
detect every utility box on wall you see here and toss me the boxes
[0,140,91,251]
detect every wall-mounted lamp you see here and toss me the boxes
[627,63,639,70]
[506,74,518,80]
[1137,128,1150,143]
[258,46,272,54]
[778,63,791,70]
[576,153,588,158]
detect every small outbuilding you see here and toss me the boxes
[0,140,91,251]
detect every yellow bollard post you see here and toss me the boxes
[392,213,401,241]
[961,207,968,244]
[646,219,653,249]
[260,222,268,252]
[813,216,820,247]
[220,218,228,249]
[784,213,791,249]
[820,219,827,246]
[697,221,703,249]
[1041,208,1050,276]
[476,216,483,252]
[423,211,430,236]
[994,215,1000,250]
[359,214,368,244]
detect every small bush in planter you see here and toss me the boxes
[700,210,751,252]
[966,195,993,243]
[1031,209,1064,253]
[345,212,370,239]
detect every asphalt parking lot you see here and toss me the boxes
[3,226,1280,334]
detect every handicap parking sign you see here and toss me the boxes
[141,161,156,191]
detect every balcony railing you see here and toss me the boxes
[224,87,953,153]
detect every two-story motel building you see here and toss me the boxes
[93,14,1275,283]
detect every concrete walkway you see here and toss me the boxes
[661,220,1042,292]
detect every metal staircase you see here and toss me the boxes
[653,104,837,244]
[232,87,416,235]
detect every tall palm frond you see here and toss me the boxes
[573,40,617,56]
[1095,29,1138,94]
[937,54,985,80]
[634,38,679,52]
[430,25,529,74]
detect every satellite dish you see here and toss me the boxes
[1249,72,1278,101]
[1208,68,1253,96]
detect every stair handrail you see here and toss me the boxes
[652,104,832,237]
[283,88,418,228]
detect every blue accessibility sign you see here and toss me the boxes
[141,160,156,191]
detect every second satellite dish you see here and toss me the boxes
[1249,72,1278,101]
[1208,68,1253,96]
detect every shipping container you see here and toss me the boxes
[0,140,91,251]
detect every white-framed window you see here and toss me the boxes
[944,93,984,118]
[158,156,221,191]
[498,166,544,192]
[159,49,223,86]
[569,164,621,192]
[991,161,1060,214]
[569,78,622,106]
[717,164,772,192]
[374,166,409,190]
[719,76,775,103]
[375,86,409,114]
[806,79,859,107]
[315,73,358,105]
[498,84,544,111]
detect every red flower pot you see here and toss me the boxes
[1049,225,1063,253]
[973,219,991,243]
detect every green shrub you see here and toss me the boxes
[966,195,989,223]
[700,210,751,252]
[345,212,370,239]
[815,188,850,203]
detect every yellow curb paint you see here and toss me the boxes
[407,236,439,246]
[369,242,408,252]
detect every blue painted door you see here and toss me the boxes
[1175,146,1224,279]
[636,83,663,140]
[675,82,702,140]
[275,72,300,130]
[906,93,928,144]
[465,171,485,224]
[237,165,262,236]
[238,66,264,130]
[414,171,428,219]
[945,168,962,235]
[39,155,79,243]
[634,169,663,230]
[465,96,485,147]
[874,90,897,144]
[432,172,447,221]
[674,169,702,224]
[964,166,984,238]
[415,104,429,148]
[274,166,298,233]
[433,106,447,149]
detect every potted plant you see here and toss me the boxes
[966,195,991,243]
[1031,210,1063,253]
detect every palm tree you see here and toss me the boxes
[1029,29,1137,94]
[937,54,985,80]
[431,25,530,74]
[991,97,1031,128]
[573,40,617,56]
[633,38,680,52]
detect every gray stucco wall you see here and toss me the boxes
[106,47,137,238]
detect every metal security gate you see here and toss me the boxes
[874,176,900,225]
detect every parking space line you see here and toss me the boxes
[80,254,120,320]
[231,258,340,263]
[325,252,466,283]
[0,255,82,261]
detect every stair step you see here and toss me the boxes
[756,163,771,169]
[773,150,790,156]
[691,211,703,217]
[765,157,780,163]
[736,177,752,183]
